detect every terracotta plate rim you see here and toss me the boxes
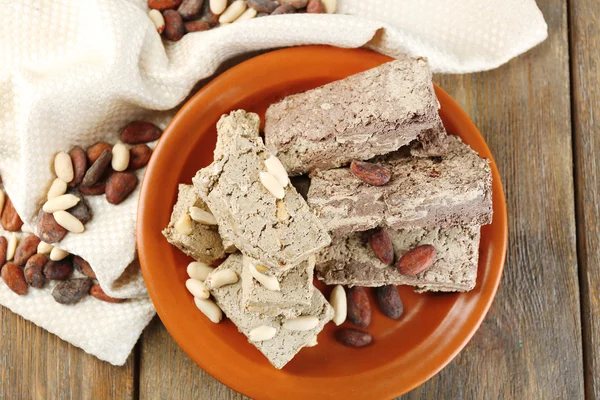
[137,45,508,399]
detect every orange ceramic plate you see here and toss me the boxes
[138,46,507,399]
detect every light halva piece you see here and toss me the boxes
[241,255,314,319]
[316,225,481,292]
[162,184,228,264]
[264,58,448,175]
[307,136,493,235]
[193,110,331,271]
[208,253,333,369]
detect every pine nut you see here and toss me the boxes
[53,210,85,233]
[306,335,318,347]
[54,152,74,183]
[50,247,69,261]
[42,194,80,213]
[259,171,285,199]
[248,325,277,341]
[148,9,165,34]
[194,297,223,323]
[283,316,319,331]
[6,233,17,261]
[246,257,280,291]
[234,6,257,22]
[47,178,67,200]
[189,207,218,225]
[218,0,247,23]
[205,269,238,289]
[175,213,193,235]
[186,279,210,299]
[210,0,227,14]
[322,0,336,13]
[187,261,214,281]
[111,143,130,172]
[264,156,289,186]
[37,241,54,255]
[329,284,347,326]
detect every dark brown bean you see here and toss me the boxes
[347,286,372,328]
[280,0,308,8]
[350,160,391,186]
[78,181,106,196]
[90,284,125,303]
[52,278,92,305]
[2,262,28,295]
[120,121,163,144]
[65,189,92,224]
[247,0,279,13]
[73,255,96,279]
[24,254,47,288]
[87,142,112,164]
[128,144,152,170]
[163,10,185,41]
[82,149,112,188]
[369,228,394,265]
[178,0,203,20]
[1,198,23,232]
[43,258,74,280]
[105,172,139,205]
[68,146,88,187]
[37,211,67,244]
[335,328,373,348]
[0,236,7,266]
[148,0,182,10]
[184,20,211,33]
[306,0,325,13]
[14,234,41,266]
[375,285,403,319]
[271,4,296,14]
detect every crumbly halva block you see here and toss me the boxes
[162,184,227,264]
[316,225,481,292]
[264,58,448,175]
[241,255,314,319]
[193,110,331,271]
[307,136,493,235]
[209,254,333,369]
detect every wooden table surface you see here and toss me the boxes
[2,1,599,398]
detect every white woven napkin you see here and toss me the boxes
[0,0,546,365]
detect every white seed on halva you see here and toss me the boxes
[306,335,318,347]
[175,213,193,235]
[42,194,80,213]
[283,316,319,331]
[53,210,85,233]
[187,261,214,281]
[189,207,218,225]
[248,325,277,342]
[50,247,69,261]
[194,297,223,323]
[259,172,285,199]
[264,156,289,187]
[247,260,280,291]
[54,152,74,183]
[205,269,238,289]
[47,178,67,200]
[185,279,210,299]
[329,284,347,326]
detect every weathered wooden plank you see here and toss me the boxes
[569,0,600,398]
[139,317,248,400]
[0,306,135,400]
[402,0,583,398]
